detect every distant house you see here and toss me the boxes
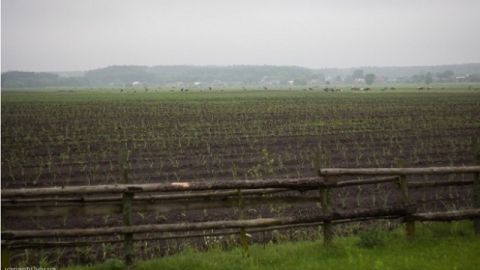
[354,78,366,84]
[375,76,385,83]
[309,79,323,85]
[132,81,142,87]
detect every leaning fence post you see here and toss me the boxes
[122,151,134,265]
[397,160,415,238]
[473,138,480,234]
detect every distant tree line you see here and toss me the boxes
[1,71,86,88]
[2,66,325,88]
[2,64,480,89]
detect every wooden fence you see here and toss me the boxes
[2,165,480,266]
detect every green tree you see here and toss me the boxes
[364,73,376,85]
[353,69,364,79]
[436,70,454,79]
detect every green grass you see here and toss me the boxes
[64,222,480,270]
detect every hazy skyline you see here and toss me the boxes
[2,0,480,72]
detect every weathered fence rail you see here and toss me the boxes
[2,207,412,239]
[318,166,480,176]
[2,165,480,266]
[1,175,408,198]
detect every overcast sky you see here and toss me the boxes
[2,0,480,72]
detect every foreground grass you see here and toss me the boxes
[66,222,480,270]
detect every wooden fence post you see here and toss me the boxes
[2,198,10,269]
[238,189,249,257]
[315,153,334,246]
[1,243,10,270]
[320,175,334,246]
[395,159,415,238]
[123,191,134,265]
[399,174,415,238]
[122,152,134,265]
[473,138,480,234]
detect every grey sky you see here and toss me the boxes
[2,0,480,72]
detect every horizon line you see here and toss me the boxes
[2,62,480,74]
